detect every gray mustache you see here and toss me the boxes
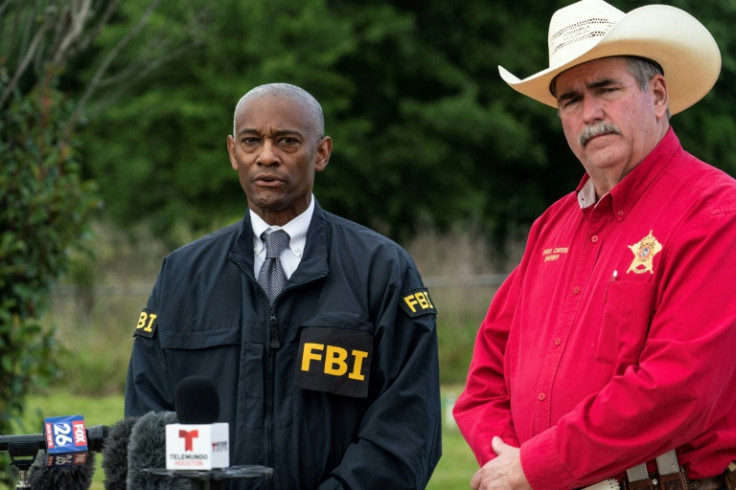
[579,123,621,147]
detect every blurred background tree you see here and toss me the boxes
[77,0,736,251]
[0,0,206,482]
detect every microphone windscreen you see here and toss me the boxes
[175,375,219,424]
[28,449,96,490]
[126,411,189,490]
[101,417,138,490]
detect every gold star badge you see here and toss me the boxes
[627,230,662,274]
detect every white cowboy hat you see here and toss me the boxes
[498,0,721,115]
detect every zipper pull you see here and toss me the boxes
[269,310,280,349]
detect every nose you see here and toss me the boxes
[581,95,605,124]
[257,139,280,166]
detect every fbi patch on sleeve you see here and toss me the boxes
[133,308,158,338]
[400,288,437,317]
[295,327,373,398]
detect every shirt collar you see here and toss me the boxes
[577,178,598,209]
[250,195,314,257]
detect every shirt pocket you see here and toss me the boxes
[595,281,655,366]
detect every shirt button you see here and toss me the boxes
[554,338,562,346]
[538,393,546,401]
[573,286,580,294]
[591,235,599,243]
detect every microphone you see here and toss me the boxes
[0,424,109,453]
[126,411,189,490]
[1,417,109,489]
[166,375,229,471]
[44,415,96,467]
[101,417,138,490]
[27,448,96,490]
[143,377,273,489]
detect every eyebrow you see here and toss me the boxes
[237,128,304,138]
[556,77,619,104]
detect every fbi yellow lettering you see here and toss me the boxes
[136,311,158,333]
[301,343,368,380]
[325,346,348,376]
[403,291,435,313]
[349,350,368,380]
[302,342,324,371]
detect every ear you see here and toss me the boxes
[226,135,238,171]
[314,136,332,172]
[651,74,669,119]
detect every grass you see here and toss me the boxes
[12,389,478,490]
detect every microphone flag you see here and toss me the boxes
[165,422,229,470]
[44,415,89,467]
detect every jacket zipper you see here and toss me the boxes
[231,261,325,489]
[266,305,278,490]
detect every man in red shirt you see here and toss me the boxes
[453,1,736,489]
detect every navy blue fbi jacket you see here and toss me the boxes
[125,201,442,489]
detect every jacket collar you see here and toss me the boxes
[230,200,329,283]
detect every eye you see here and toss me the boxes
[241,137,259,146]
[278,137,300,148]
[559,95,581,111]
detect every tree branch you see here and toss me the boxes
[65,0,161,134]
[0,15,53,107]
[51,0,93,66]
[73,0,123,56]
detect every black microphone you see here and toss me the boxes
[0,425,110,452]
[175,375,220,424]
[101,417,138,490]
[125,411,189,490]
[27,448,96,490]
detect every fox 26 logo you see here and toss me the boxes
[44,416,88,450]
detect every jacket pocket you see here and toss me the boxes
[595,281,655,366]
[159,326,241,350]
[157,325,245,394]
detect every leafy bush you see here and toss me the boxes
[0,83,99,483]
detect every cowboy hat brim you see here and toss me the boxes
[499,4,721,115]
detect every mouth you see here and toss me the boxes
[253,174,284,186]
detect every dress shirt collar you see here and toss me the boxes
[249,195,314,258]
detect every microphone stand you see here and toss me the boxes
[7,442,42,489]
[145,465,274,490]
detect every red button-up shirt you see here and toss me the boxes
[453,129,736,489]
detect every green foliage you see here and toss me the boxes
[74,0,559,249]
[74,0,735,253]
[0,83,99,482]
